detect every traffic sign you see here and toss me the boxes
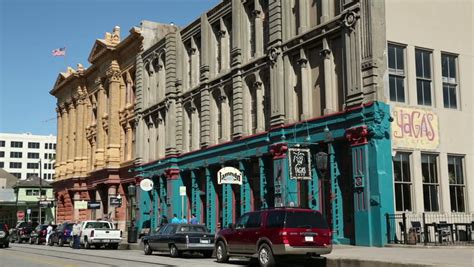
[110,197,122,207]
[179,186,186,196]
[26,209,31,214]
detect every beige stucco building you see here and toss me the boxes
[386,0,473,219]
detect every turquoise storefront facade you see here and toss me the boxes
[136,102,395,247]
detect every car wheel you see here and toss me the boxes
[4,242,8,248]
[58,238,64,247]
[216,241,229,263]
[202,251,213,258]
[258,244,275,267]
[169,244,179,258]
[144,242,152,255]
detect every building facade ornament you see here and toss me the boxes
[345,125,369,147]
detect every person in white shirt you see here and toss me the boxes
[45,223,53,245]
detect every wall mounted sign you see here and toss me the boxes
[288,148,312,180]
[109,197,122,207]
[38,200,54,208]
[391,106,439,150]
[179,186,187,196]
[217,167,242,185]
[87,201,101,210]
[140,178,154,192]
[74,200,87,210]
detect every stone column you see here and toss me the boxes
[95,79,106,168]
[165,100,177,155]
[126,123,132,161]
[106,62,122,166]
[191,103,200,151]
[240,161,251,214]
[321,38,335,114]
[61,105,68,176]
[254,0,264,58]
[218,89,230,142]
[108,185,117,221]
[299,51,312,120]
[56,107,63,177]
[205,167,217,233]
[254,79,265,133]
[73,192,80,221]
[298,0,310,34]
[67,102,76,175]
[75,96,85,176]
[95,190,103,219]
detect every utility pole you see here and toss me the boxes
[38,158,42,224]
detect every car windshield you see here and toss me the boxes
[85,222,111,229]
[177,225,207,233]
[285,211,329,229]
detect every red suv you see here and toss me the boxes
[215,208,332,267]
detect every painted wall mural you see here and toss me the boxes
[391,106,439,149]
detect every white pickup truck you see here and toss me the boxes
[80,220,122,249]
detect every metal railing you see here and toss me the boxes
[386,212,474,246]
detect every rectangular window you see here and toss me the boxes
[53,144,57,150]
[442,54,458,109]
[448,156,465,212]
[44,143,48,149]
[0,151,4,157]
[0,141,5,147]
[10,152,22,158]
[0,162,3,168]
[416,49,432,106]
[26,173,36,179]
[11,173,21,179]
[422,154,439,211]
[9,162,22,169]
[28,152,39,159]
[28,142,40,149]
[388,44,406,102]
[11,141,23,148]
[393,152,412,211]
[27,163,39,169]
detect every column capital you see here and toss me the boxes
[165,168,180,180]
[345,125,369,147]
[269,142,288,159]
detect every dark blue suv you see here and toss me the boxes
[49,222,74,246]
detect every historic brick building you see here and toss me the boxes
[50,23,175,232]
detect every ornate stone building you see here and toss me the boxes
[135,0,393,247]
[50,22,175,232]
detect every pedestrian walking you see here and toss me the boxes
[45,222,53,245]
[171,214,180,224]
[190,214,199,224]
[180,216,188,224]
[72,221,81,249]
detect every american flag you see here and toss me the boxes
[52,47,66,57]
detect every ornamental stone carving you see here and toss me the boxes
[106,68,121,82]
[341,10,359,32]
[345,125,369,147]
[269,142,288,159]
[267,47,281,65]
[319,48,331,59]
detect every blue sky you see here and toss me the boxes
[0,0,219,136]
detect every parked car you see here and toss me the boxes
[9,221,38,243]
[143,224,214,258]
[80,220,122,249]
[215,208,332,267]
[0,223,9,248]
[30,224,57,245]
[49,222,74,246]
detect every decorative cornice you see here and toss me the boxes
[269,142,288,159]
[165,168,180,180]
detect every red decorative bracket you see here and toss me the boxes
[269,143,288,159]
[345,125,369,147]
[165,168,180,180]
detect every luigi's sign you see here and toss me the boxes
[217,167,242,185]
[288,148,312,180]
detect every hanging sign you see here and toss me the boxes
[217,167,242,185]
[288,148,312,180]
[391,106,439,150]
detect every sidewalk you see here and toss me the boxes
[120,242,473,267]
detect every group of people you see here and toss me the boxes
[160,213,199,226]
[42,221,81,249]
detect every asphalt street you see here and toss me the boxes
[0,244,322,267]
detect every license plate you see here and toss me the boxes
[305,236,314,242]
[200,239,210,244]
[103,239,110,243]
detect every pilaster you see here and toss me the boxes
[106,61,122,166]
[67,101,76,176]
[232,71,244,138]
[200,88,211,147]
[95,79,106,168]
[205,167,217,233]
